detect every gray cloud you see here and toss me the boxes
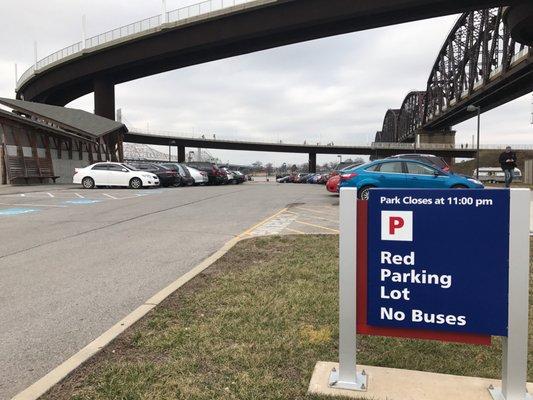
[1,1,531,165]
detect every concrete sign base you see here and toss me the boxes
[308,362,533,400]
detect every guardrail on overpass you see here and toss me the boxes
[17,0,257,89]
[126,128,533,152]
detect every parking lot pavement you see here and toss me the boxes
[1,183,339,399]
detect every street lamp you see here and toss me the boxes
[467,105,481,180]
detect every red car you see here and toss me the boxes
[326,163,364,193]
[326,173,341,193]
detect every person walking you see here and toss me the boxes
[499,146,517,187]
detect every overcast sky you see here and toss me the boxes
[0,0,531,166]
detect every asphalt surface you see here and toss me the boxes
[0,183,339,399]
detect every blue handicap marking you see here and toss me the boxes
[0,207,39,216]
[64,199,102,205]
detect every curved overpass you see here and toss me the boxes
[16,0,529,119]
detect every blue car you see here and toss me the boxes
[339,159,484,200]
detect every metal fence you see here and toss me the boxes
[17,0,258,90]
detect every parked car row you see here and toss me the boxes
[276,173,330,184]
[73,161,247,189]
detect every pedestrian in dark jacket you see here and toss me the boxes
[499,146,517,187]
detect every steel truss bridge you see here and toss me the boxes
[376,7,532,144]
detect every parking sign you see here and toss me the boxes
[368,189,509,336]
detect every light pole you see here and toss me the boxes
[169,140,176,162]
[467,105,481,180]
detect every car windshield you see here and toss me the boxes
[344,161,371,171]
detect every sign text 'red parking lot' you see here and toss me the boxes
[367,190,510,336]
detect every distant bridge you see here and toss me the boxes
[124,131,481,172]
[376,7,532,144]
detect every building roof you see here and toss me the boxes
[0,107,95,143]
[0,98,126,139]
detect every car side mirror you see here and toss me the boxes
[434,171,440,177]
[121,168,128,172]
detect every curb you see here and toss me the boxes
[11,207,288,400]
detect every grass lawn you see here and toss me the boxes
[43,235,533,400]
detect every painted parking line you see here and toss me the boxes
[294,206,336,215]
[285,227,306,235]
[102,193,118,200]
[293,219,340,233]
[74,193,85,198]
[0,208,39,216]
[285,210,338,224]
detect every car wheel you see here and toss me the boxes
[82,177,95,189]
[358,185,374,200]
[452,184,468,189]
[129,177,143,189]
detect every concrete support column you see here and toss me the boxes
[178,146,186,163]
[309,152,317,173]
[418,129,456,165]
[94,77,115,120]
[417,130,455,145]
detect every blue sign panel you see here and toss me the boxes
[367,189,509,336]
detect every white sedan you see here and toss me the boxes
[73,162,160,189]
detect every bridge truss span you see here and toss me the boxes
[397,91,426,142]
[425,7,531,126]
[376,6,532,143]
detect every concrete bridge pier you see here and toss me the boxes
[178,146,186,163]
[418,129,456,164]
[94,77,115,120]
[309,152,317,173]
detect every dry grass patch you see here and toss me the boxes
[42,235,533,400]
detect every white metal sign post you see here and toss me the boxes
[331,188,531,399]
[490,189,531,400]
[329,188,367,391]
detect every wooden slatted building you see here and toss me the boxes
[0,98,127,184]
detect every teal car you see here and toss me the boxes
[339,159,484,200]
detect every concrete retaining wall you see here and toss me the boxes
[50,150,100,184]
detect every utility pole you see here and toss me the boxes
[82,15,87,50]
[14,63,18,92]
[161,0,168,24]
[33,41,38,68]
[467,105,481,180]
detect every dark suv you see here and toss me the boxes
[186,162,225,185]
[161,163,195,186]
[128,162,180,187]
[387,154,450,172]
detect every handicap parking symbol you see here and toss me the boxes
[0,207,39,216]
[64,199,102,205]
